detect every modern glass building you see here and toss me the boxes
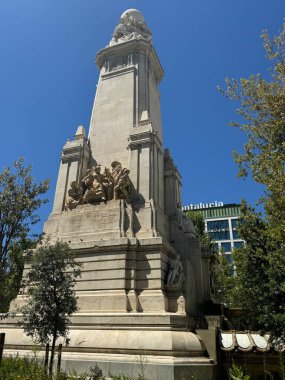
[183,202,244,263]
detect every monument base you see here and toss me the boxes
[1,313,215,380]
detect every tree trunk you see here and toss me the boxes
[44,343,49,373]
[0,333,5,364]
[57,343,63,372]
[49,331,57,377]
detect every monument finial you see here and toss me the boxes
[110,9,152,46]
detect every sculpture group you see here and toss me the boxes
[65,161,130,210]
[110,9,152,45]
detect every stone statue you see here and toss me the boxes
[110,9,152,46]
[111,161,131,202]
[82,166,107,204]
[166,255,185,291]
[103,167,113,200]
[209,255,219,299]
[175,203,197,239]
[65,181,83,210]
[64,162,131,209]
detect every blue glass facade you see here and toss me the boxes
[184,203,245,264]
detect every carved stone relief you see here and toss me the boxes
[175,208,197,239]
[104,54,134,73]
[65,162,130,210]
[165,254,185,292]
[65,181,83,210]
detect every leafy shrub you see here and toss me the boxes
[89,363,105,380]
[0,356,47,380]
[229,363,250,380]
[0,355,94,380]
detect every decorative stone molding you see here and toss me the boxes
[128,130,162,152]
[96,39,164,85]
[103,53,134,74]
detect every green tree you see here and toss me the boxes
[185,211,236,306]
[232,201,285,339]
[185,211,216,252]
[214,250,237,306]
[0,158,49,311]
[0,236,36,312]
[21,242,82,375]
[219,21,285,340]
[219,21,285,241]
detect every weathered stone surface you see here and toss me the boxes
[2,8,217,379]
[110,9,152,46]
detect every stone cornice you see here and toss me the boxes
[96,38,164,84]
[128,129,163,152]
[61,138,89,164]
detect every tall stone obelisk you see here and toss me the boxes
[2,9,216,379]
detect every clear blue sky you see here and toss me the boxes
[0,0,284,234]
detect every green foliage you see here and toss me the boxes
[214,250,237,306]
[0,355,46,380]
[21,242,81,344]
[219,20,285,340]
[108,374,145,380]
[0,158,49,311]
[232,201,285,338]
[0,355,103,379]
[185,210,237,306]
[0,237,36,313]
[89,364,105,380]
[108,353,148,380]
[278,352,285,380]
[21,242,81,374]
[219,21,285,241]
[0,158,49,269]
[229,362,250,380]
[185,211,216,252]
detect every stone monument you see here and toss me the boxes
[2,9,216,379]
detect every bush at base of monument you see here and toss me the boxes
[21,242,82,376]
[0,356,106,380]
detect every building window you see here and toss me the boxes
[231,218,241,239]
[234,241,244,249]
[208,231,230,240]
[225,253,233,265]
[207,220,229,230]
[232,230,240,239]
[231,219,241,228]
[225,253,234,275]
[221,242,232,253]
[214,243,219,252]
[207,219,230,240]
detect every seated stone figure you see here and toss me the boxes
[102,167,113,200]
[65,181,83,210]
[111,161,130,202]
[82,166,107,204]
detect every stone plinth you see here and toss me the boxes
[2,313,214,380]
[1,8,217,380]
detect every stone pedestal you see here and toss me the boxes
[1,8,216,379]
[2,313,214,380]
